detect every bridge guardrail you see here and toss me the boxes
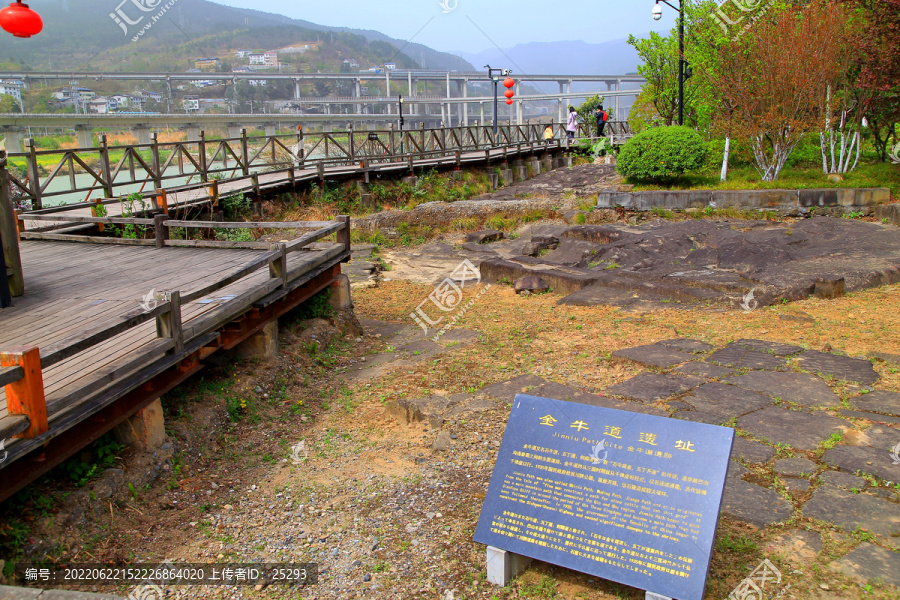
[7,122,632,210]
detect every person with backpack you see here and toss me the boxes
[566,106,577,142]
[596,104,608,137]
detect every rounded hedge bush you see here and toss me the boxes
[616,125,708,182]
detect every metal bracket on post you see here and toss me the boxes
[486,546,532,586]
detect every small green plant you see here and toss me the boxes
[222,192,251,219]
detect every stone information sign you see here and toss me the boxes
[474,394,734,600]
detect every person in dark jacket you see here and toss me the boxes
[596,105,607,137]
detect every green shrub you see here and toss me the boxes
[617,126,708,183]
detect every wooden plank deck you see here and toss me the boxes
[0,239,345,454]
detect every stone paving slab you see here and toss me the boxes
[610,344,696,368]
[731,437,776,465]
[848,390,900,416]
[775,457,818,477]
[656,338,714,354]
[820,470,868,491]
[477,374,550,403]
[673,410,731,426]
[433,329,482,346]
[604,372,703,403]
[821,445,900,482]
[729,339,805,356]
[681,382,774,421]
[838,409,900,426]
[737,406,848,451]
[803,486,900,543]
[397,340,443,356]
[444,396,501,419]
[782,479,811,493]
[833,543,900,587]
[722,478,793,528]
[726,371,842,408]
[673,361,736,380]
[796,350,879,384]
[706,347,789,371]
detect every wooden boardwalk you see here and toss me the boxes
[0,220,349,499]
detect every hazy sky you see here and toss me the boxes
[212,0,678,53]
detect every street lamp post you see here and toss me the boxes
[653,0,684,126]
[485,64,511,137]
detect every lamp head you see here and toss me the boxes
[652,2,663,20]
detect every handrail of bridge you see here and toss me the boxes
[7,121,631,210]
[0,214,350,463]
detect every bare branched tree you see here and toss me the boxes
[717,1,846,181]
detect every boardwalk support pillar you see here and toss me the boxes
[236,320,279,359]
[329,274,352,311]
[113,398,166,452]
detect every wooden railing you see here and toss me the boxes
[0,215,350,447]
[7,121,632,210]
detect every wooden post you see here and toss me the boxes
[269,244,287,289]
[0,347,48,439]
[155,291,183,354]
[24,138,42,210]
[98,134,114,200]
[91,199,105,233]
[0,150,24,297]
[251,174,260,198]
[198,131,208,183]
[317,162,325,187]
[154,214,168,248]
[150,132,163,190]
[296,125,305,169]
[336,214,350,253]
[389,123,396,158]
[288,167,296,189]
[240,128,250,176]
[209,180,219,208]
[156,188,169,216]
[348,123,355,161]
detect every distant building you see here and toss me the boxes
[137,89,163,102]
[111,94,132,108]
[182,95,200,113]
[384,62,396,70]
[0,81,23,106]
[87,97,111,114]
[194,57,222,72]
[343,59,359,69]
[234,50,252,58]
[249,52,279,68]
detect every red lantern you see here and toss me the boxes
[0,1,42,38]
[504,89,514,99]
[506,99,513,105]
[503,77,515,88]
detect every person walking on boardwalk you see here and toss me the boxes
[566,106,577,142]
[543,122,554,144]
[595,105,608,137]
